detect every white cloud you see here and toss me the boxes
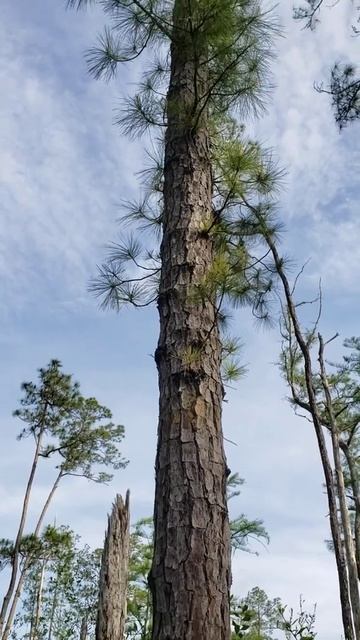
[255,0,360,293]
[0,8,142,314]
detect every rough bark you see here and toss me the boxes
[150,3,231,639]
[96,492,130,640]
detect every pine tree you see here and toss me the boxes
[3,528,103,640]
[0,360,127,640]
[293,0,360,128]
[66,1,280,637]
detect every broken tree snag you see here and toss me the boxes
[96,492,130,640]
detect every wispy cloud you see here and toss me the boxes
[0,5,143,314]
[256,1,360,293]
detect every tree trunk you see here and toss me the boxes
[47,571,60,640]
[96,492,130,640]
[319,336,360,637]
[80,615,88,640]
[32,561,46,640]
[333,437,360,637]
[2,471,63,640]
[264,234,355,640]
[0,426,45,636]
[342,444,360,580]
[150,3,231,639]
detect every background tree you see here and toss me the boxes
[14,527,74,640]
[293,0,360,128]
[244,215,360,639]
[231,587,281,639]
[277,597,317,640]
[126,518,153,640]
[3,513,314,640]
[0,360,126,640]
[7,528,102,640]
[231,590,317,640]
[281,334,360,577]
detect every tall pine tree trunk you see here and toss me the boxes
[96,492,130,640]
[150,2,231,639]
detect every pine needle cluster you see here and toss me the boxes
[69,0,283,383]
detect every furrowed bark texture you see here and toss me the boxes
[150,3,231,639]
[96,492,130,640]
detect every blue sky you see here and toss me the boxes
[1,1,359,637]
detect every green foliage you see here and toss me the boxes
[280,332,360,465]
[231,589,317,640]
[293,0,360,128]
[15,359,127,483]
[61,544,102,638]
[0,529,72,577]
[231,598,258,639]
[231,587,281,639]
[277,597,317,640]
[0,540,15,572]
[11,527,101,640]
[9,521,317,640]
[230,516,269,555]
[126,518,154,640]
[74,0,283,369]
[319,63,360,130]
[227,473,269,554]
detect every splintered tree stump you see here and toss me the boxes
[96,492,130,640]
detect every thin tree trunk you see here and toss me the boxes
[80,615,88,640]
[319,338,360,637]
[150,4,231,640]
[2,471,62,640]
[263,233,355,640]
[96,492,130,640]
[29,583,38,640]
[142,590,151,640]
[341,443,360,580]
[47,571,60,640]
[34,472,63,538]
[0,427,45,636]
[32,561,46,640]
